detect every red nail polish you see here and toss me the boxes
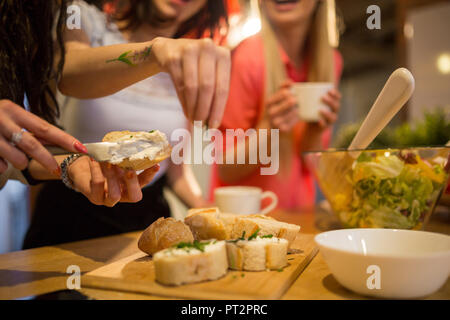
[126,171,135,179]
[53,167,61,177]
[74,141,88,154]
[152,164,160,171]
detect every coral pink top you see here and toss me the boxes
[210,34,343,210]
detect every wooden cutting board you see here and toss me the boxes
[81,233,318,300]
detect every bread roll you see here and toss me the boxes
[138,217,194,256]
[226,237,288,271]
[153,240,228,286]
[102,130,171,171]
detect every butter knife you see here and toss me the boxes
[45,142,118,162]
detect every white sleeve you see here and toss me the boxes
[0,163,28,189]
[69,0,111,46]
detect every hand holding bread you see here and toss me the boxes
[65,129,171,207]
[68,156,160,207]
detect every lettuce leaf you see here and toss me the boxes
[342,153,447,229]
[353,155,404,182]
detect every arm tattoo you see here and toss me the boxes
[106,45,152,66]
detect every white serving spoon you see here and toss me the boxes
[319,68,415,193]
[348,67,415,151]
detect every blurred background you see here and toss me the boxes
[0,0,449,253]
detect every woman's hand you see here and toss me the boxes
[300,88,342,152]
[151,37,231,129]
[60,35,230,128]
[0,99,87,175]
[68,156,160,207]
[266,81,342,132]
[315,88,342,129]
[266,80,300,132]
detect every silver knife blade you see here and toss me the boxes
[84,142,118,162]
[45,142,118,162]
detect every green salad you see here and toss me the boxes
[334,151,448,229]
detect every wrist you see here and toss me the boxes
[27,157,63,181]
[62,154,85,190]
[22,164,44,186]
[148,37,166,72]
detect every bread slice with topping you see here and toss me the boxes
[231,216,300,248]
[226,236,288,271]
[184,208,300,248]
[184,207,237,240]
[102,130,171,171]
[153,240,228,286]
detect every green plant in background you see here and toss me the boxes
[333,108,450,149]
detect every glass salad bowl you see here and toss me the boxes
[305,147,450,230]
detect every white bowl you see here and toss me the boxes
[315,229,450,299]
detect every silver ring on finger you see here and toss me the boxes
[10,128,26,146]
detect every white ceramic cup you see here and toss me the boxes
[290,82,334,122]
[214,186,278,215]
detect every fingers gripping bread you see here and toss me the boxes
[153,240,228,286]
[102,130,172,171]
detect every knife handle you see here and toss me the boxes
[45,146,78,156]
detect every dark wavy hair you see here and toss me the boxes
[113,0,228,39]
[0,0,67,125]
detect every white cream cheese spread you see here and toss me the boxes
[107,131,169,164]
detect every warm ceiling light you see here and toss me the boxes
[436,53,450,74]
[404,23,414,39]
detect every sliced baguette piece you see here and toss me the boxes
[102,130,171,171]
[184,207,237,240]
[226,237,288,271]
[231,216,300,248]
[184,208,300,248]
[153,240,228,286]
[138,217,194,256]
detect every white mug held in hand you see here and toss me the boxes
[214,186,278,215]
[291,82,334,122]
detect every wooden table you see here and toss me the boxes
[0,206,448,300]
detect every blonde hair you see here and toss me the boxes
[260,0,337,99]
[258,0,338,178]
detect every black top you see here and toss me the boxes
[23,175,171,249]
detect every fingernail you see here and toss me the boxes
[53,167,61,177]
[126,171,135,179]
[74,141,88,154]
[106,163,112,169]
[90,157,96,162]
[152,164,160,172]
